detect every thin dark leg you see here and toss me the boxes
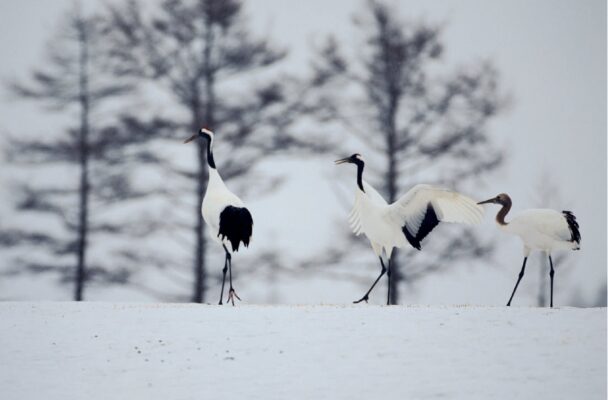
[218,247,229,305]
[226,249,240,306]
[507,257,527,306]
[549,255,555,308]
[386,258,392,306]
[354,257,386,304]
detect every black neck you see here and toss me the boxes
[206,139,216,169]
[355,160,365,192]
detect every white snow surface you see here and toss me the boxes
[0,303,605,400]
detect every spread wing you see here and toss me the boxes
[386,184,484,249]
[348,202,363,236]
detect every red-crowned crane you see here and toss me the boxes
[335,153,484,305]
[477,193,581,307]
[184,128,253,305]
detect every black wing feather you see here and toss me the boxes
[218,206,253,252]
[402,203,440,250]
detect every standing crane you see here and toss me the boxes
[335,153,484,305]
[477,193,580,307]
[184,128,253,305]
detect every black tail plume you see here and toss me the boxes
[562,210,581,245]
[218,206,253,252]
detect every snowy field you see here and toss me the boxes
[0,303,605,400]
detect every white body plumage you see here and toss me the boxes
[499,209,581,255]
[202,168,246,252]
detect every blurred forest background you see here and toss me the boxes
[0,0,605,307]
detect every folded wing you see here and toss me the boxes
[387,184,484,250]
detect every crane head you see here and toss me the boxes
[334,153,364,165]
[183,128,214,144]
[478,193,511,206]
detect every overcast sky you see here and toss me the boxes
[0,0,605,305]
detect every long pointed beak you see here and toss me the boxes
[477,197,496,205]
[334,158,350,165]
[183,134,198,144]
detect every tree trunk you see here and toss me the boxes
[191,87,208,303]
[75,20,90,301]
[387,140,402,305]
[192,137,207,303]
[385,89,401,305]
[191,14,216,303]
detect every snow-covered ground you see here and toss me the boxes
[0,303,605,400]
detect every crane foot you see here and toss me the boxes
[227,288,241,306]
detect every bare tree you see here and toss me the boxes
[0,7,164,300]
[104,0,312,302]
[307,1,505,303]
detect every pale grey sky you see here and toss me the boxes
[0,0,605,305]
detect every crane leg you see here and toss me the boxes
[507,257,527,306]
[386,258,392,306]
[354,257,386,304]
[218,246,230,305]
[548,255,555,308]
[226,248,241,306]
